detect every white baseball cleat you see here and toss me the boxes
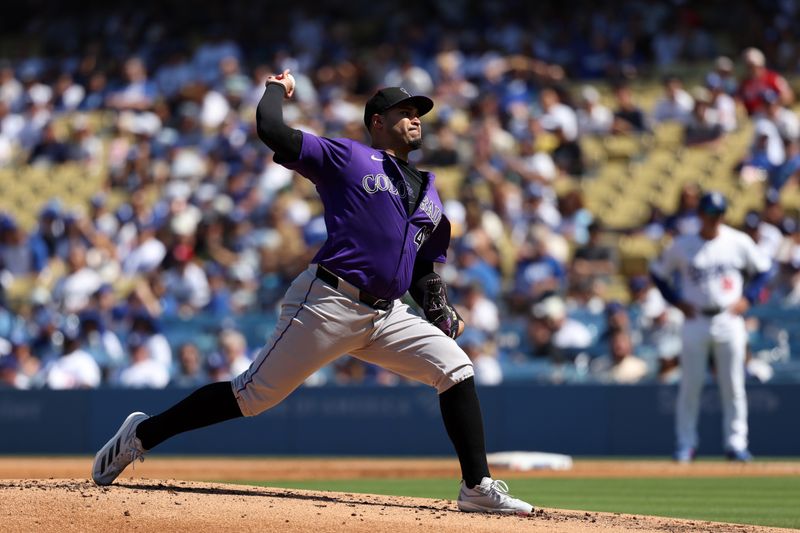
[92,412,149,486]
[457,477,534,515]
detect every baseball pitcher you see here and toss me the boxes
[91,70,532,514]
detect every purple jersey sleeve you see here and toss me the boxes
[418,215,451,263]
[281,131,353,184]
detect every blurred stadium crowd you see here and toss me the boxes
[1,0,800,390]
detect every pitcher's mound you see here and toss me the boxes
[0,479,784,532]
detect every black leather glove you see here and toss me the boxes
[422,277,462,339]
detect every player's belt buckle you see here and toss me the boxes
[315,265,393,311]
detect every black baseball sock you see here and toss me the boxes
[439,376,491,489]
[135,381,244,450]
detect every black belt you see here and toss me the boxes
[700,307,725,317]
[315,265,393,311]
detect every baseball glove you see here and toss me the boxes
[423,277,462,339]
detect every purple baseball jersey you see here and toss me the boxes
[281,131,451,300]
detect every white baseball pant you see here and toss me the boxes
[676,312,748,452]
[232,265,475,416]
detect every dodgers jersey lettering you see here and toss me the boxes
[281,131,450,299]
[650,225,771,310]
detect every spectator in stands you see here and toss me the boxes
[118,334,170,388]
[154,49,195,100]
[761,188,785,229]
[705,73,737,133]
[79,309,125,371]
[738,47,793,117]
[458,330,502,386]
[564,277,606,315]
[604,300,631,336]
[170,342,208,388]
[51,243,103,313]
[88,194,118,239]
[503,138,558,186]
[683,87,724,148]
[129,311,172,370]
[627,276,683,369]
[664,182,701,236]
[652,75,694,125]
[383,53,434,96]
[710,56,738,96]
[526,293,592,361]
[513,231,566,303]
[28,306,61,365]
[538,87,578,143]
[456,281,499,337]
[509,183,561,247]
[453,234,502,301]
[611,82,649,134]
[0,355,20,388]
[67,115,104,166]
[741,210,783,259]
[203,262,233,316]
[551,121,584,177]
[769,138,800,191]
[571,221,616,282]
[78,72,109,111]
[220,328,252,376]
[576,85,613,135]
[106,57,157,111]
[422,122,461,167]
[0,215,38,276]
[557,189,593,245]
[162,243,211,316]
[741,115,786,177]
[760,89,800,142]
[774,217,800,305]
[43,327,101,389]
[590,329,649,384]
[28,202,64,265]
[27,122,72,165]
[7,337,39,389]
[121,220,167,275]
[0,62,23,111]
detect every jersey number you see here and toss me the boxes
[414,227,431,249]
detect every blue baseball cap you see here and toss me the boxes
[705,72,723,90]
[628,276,649,293]
[744,210,761,230]
[605,300,626,316]
[127,332,147,349]
[699,191,727,215]
[765,187,781,205]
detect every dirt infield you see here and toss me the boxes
[0,458,797,532]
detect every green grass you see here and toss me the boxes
[227,477,800,529]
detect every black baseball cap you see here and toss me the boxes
[364,87,434,129]
[698,191,727,215]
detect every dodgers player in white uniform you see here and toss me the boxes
[650,191,771,462]
[90,71,533,514]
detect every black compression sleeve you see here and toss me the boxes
[255,84,303,162]
[135,381,243,450]
[439,376,491,488]
[409,259,435,307]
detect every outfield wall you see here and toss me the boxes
[0,384,798,456]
